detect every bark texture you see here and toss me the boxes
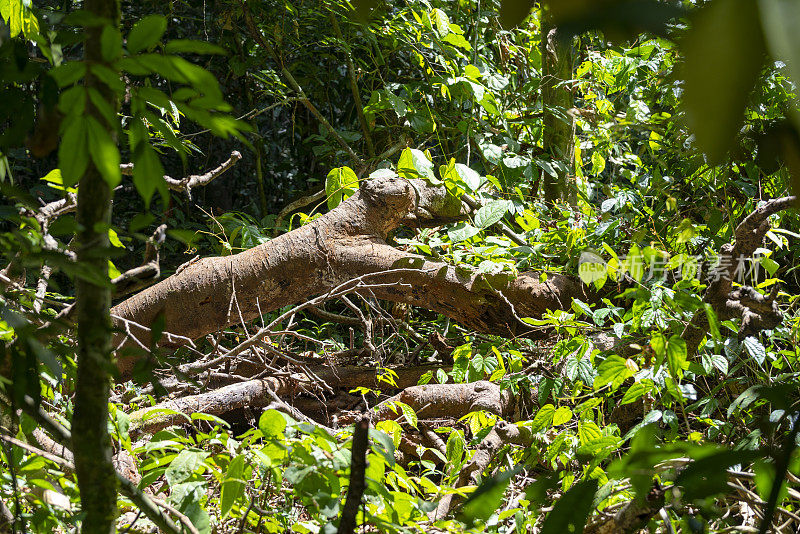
[337,417,369,534]
[540,22,575,204]
[111,175,589,378]
[72,1,120,532]
[127,363,442,436]
[370,381,514,421]
[682,195,797,353]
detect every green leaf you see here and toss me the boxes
[454,163,481,191]
[760,256,779,276]
[458,467,521,527]
[165,449,207,487]
[623,244,645,282]
[443,33,472,50]
[704,303,721,341]
[430,8,450,38]
[397,148,436,183]
[325,166,358,209]
[667,335,687,380]
[474,199,511,229]
[707,353,729,375]
[2,0,23,38]
[681,0,765,162]
[676,218,698,243]
[58,115,89,186]
[221,454,245,519]
[593,355,632,391]
[127,15,167,54]
[258,409,287,438]
[578,421,603,445]
[86,116,121,187]
[385,92,407,116]
[100,25,122,62]
[394,401,418,428]
[88,87,119,129]
[132,141,166,206]
[727,385,763,417]
[576,436,621,462]
[753,458,788,502]
[539,479,598,534]
[578,253,608,286]
[651,332,667,371]
[445,431,465,467]
[620,380,655,405]
[530,404,555,432]
[447,222,481,243]
[743,336,766,365]
[164,39,227,55]
[50,61,88,88]
[552,406,572,426]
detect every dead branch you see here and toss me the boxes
[111,224,167,298]
[683,195,797,353]
[274,188,326,233]
[126,362,444,436]
[367,381,513,422]
[120,150,242,199]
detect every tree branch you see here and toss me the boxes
[337,417,369,534]
[120,151,242,200]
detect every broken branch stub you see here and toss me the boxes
[111,175,589,378]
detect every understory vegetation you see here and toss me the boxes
[1,0,800,533]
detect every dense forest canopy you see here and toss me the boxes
[1,0,800,533]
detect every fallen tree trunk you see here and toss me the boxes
[127,363,447,436]
[111,175,589,377]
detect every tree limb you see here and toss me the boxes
[337,417,369,534]
[111,175,589,378]
[120,150,242,200]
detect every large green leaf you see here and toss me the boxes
[457,467,521,527]
[530,404,555,432]
[127,15,167,54]
[325,166,359,209]
[86,116,121,187]
[58,115,89,186]
[593,355,633,391]
[681,0,766,162]
[220,454,246,519]
[259,409,288,438]
[539,479,598,534]
[132,140,166,206]
[165,449,208,487]
[397,148,436,182]
[474,199,511,229]
[667,335,687,380]
[164,39,227,55]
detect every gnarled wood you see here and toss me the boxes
[112,175,589,378]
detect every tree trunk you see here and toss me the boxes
[72,0,120,531]
[111,176,590,378]
[540,18,575,205]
